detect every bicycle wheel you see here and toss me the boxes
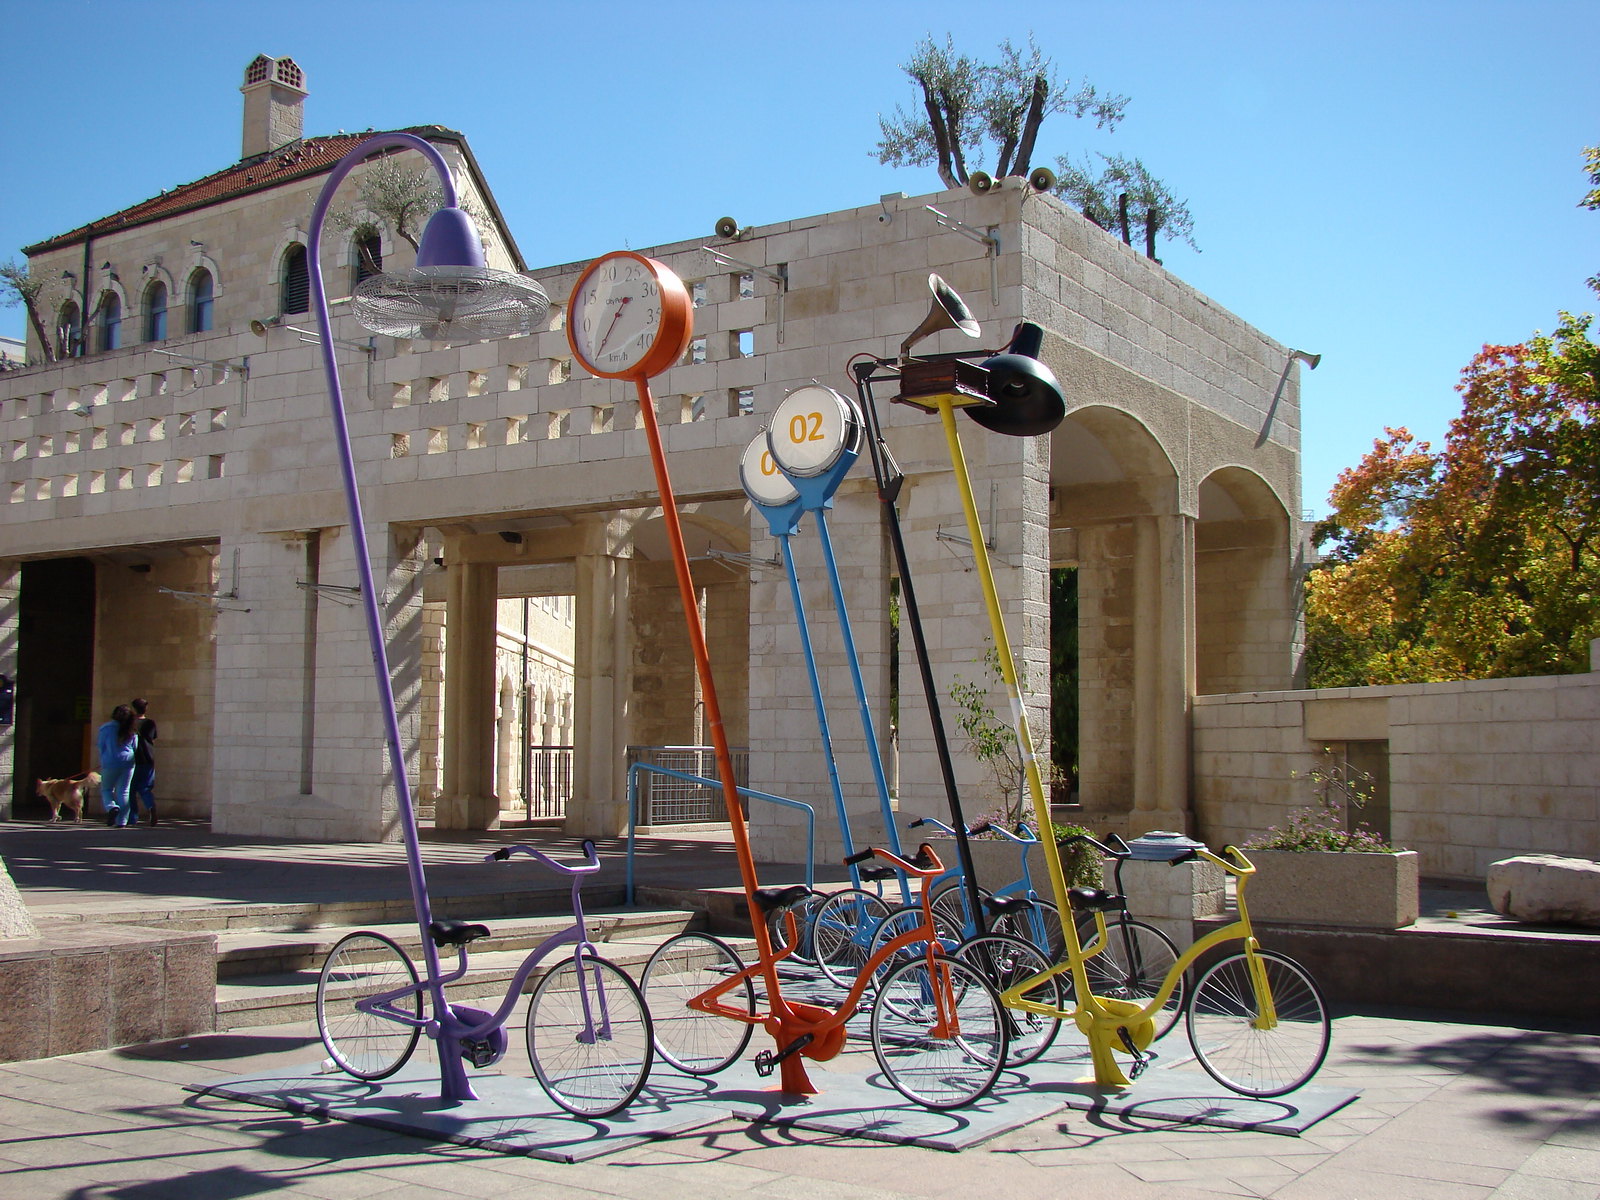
[641,933,754,1075]
[871,955,1007,1110]
[811,889,891,988]
[1076,918,1185,1040]
[316,931,421,1081]
[1186,949,1330,1097]
[526,953,654,1118]
[954,934,1062,1066]
[866,905,938,989]
[767,891,825,965]
[928,881,991,943]
[993,898,1067,963]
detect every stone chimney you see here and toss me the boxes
[240,55,307,160]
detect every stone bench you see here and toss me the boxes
[1487,854,1600,928]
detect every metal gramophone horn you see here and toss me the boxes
[900,273,981,361]
[964,321,1066,437]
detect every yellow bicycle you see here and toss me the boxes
[1008,841,1331,1097]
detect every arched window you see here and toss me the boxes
[354,229,383,288]
[281,244,309,315]
[143,281,168,342]
[94,292,121,353]
[188,269,214,333]
[58,301,82,358]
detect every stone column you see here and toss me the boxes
[438,560,499,829]
[0,561,16,822]
[1131,512,1194,833]
[566,518,632,836]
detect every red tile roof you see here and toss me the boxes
[24,126,465,255]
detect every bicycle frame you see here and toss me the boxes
[1002,844,1275,1085]
[911,815,1049,943]
[354,843,615,1057]
[687,844,965,1067]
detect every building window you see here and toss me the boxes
[143,281,168,342]
[94,292,121,353]
[353,230,382,288]
[281,244,309,315]
[188,270,214,333]
[57,301,82,358]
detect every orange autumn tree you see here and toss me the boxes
[1307,312,1600,685]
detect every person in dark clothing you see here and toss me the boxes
[130,697,158,827]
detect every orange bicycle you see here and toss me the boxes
[642,842,1010,1110]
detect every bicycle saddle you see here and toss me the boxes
[982,895,1035,918]
[752,884,813,913]
[1066,887,1126,913]
[429,919,492,947]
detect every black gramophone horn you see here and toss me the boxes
[965,322,1066,437]
[900,273,981,360]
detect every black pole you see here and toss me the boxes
[853,361,987,938]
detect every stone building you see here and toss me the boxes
[0,56,1309,856]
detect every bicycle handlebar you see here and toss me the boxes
[485,840,602,875]
[842,842,945,877]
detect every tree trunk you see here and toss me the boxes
[1010,75,1049,177]
[920,80,958,190]
[23,296,55,364]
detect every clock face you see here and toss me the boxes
[767,385,859,478]
[739,433,800,509]
[567,252,691,379]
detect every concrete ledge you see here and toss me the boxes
[0,919,215,1062]
[1199,916,1600,1021]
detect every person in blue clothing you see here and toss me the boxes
[97,704,138,828]
[129,697,158,826]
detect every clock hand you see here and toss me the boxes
[597,295,631,353]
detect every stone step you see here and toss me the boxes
[213,909,710,1030]
[215,906,698,978]
[78,884,626,935]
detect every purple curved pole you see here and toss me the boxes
[307,132,475,1101]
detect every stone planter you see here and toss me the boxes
[1245,848,1420,929]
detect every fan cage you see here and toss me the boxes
[353,266,550,340]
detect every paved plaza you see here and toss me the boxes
[0,824,1597,1199]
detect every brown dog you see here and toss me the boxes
[36,772,99,823]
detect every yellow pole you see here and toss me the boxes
[934,396,1131,1087]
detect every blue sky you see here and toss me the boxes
[2,0,1594,515]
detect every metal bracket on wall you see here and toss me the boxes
[925,206,1000,305]
[700,246,788,344]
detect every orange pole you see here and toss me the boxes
[632,376,816,1095]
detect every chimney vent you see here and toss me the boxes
[240,55,307,160]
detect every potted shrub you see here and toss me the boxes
[1243,748,1419,929]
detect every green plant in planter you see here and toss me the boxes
[1051,821,1104,888]
[1245,746,1404,853]
[948,645,1070,827]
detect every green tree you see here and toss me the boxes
[1307,314,1600,684]
[0,259,61,365]
[875,33,1193,258]
[876,33,1126,188]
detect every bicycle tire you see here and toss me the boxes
[811,889,891,988]
[767,891,825,965]
[1074,917,1186,1040]
[1186,949,1330,1097]
[993,897,1067,963]
[928,881,992,943]
[526,953,653,1118]
[870,955,1007,1110]
[954,933,1062,1066]
[641,932,754,1075]
[316,931,421,1081]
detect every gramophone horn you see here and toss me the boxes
[965,322,1066,437]
[900,273,981,360]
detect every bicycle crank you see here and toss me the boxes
[754,1032,814,1078]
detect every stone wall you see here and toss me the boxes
[1193,665,1600,880]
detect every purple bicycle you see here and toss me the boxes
[315,840,653,1118]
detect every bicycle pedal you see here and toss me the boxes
[1116,1026,1149,1079]
[754,1032,815,1077]
[753,1050,776,1078]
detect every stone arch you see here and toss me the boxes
[1049,405,1185,827]
[1195,465,1296,694]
